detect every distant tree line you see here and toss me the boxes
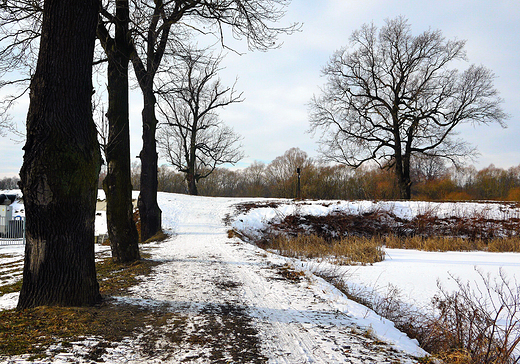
[120,147,520,202]
[7,147,520,201]
[0,176,20,190]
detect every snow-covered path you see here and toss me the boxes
[0,192,426,363]
[121,193,424,363]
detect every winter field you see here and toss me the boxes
[1,191,520,363]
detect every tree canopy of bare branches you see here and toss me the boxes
[0,0,42,135]
[127,0,297,239]
[157,50,244,195]
[309,16,508,199]
[1,0,298,242]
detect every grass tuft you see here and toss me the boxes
[263,233,385,265]
[141,230,169,244]
[0,277,23,296]
[0,302,166,357]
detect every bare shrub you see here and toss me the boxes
[263,206,520,249]
[317,267,520,364]
[271,209,399,240]
[428,270,520,363]
[316,268,430,345]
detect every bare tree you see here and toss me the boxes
[18,0,101,308]
[0,114,12,136]
[1,0,298,242]
[97,0,140,260]
[0,176,21,189]
[0,0,141,262]
[241,160,267,196]
[266,147,312,198]
[129,0,298,240]
[309,16,508,199]
[157,50,244,195]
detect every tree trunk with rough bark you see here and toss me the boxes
[138,89,162,242]
[101,0,140,263]
[17,0,101,309]
[395,158,412,200]
[187,172,198,196]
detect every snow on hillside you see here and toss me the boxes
[231,198,520,310]
[2,192,520,362]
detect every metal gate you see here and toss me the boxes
[0,215,25,245]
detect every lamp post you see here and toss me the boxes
[296,167,301,200]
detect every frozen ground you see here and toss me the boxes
[2,192,520,363]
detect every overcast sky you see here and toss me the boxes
[1,0,519,178]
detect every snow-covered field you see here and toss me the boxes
[1,192,520,363]
[232,198,520,310]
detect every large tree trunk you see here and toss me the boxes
[129,4,172,242]
[395,159,412,199]
[187,172,198,196]
[186,127,199,196]
[138,89,162,242]
[102,0,140,263]
[18,0,101,308]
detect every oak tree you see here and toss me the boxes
[97,0,140,261]
[309,17,507,199]
[130,0,297,240]
[18,0,101,308]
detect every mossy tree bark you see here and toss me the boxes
[98,0,140,262]
[17,0,101,308]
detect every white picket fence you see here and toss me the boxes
[0,215,25,245]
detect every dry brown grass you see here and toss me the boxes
[257,231,520,261]
[264,233,385,265]
[383,235,485,251]
[487,237,520,252]
[428,350,473,364]
[0,255,165,359]
[383,235,520,253]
